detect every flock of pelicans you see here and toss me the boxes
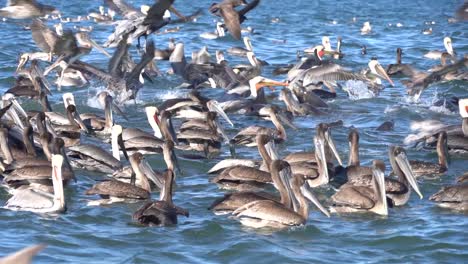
[0,0,467,261]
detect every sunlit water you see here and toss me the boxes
[0,0,467,263]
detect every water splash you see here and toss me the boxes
[343,80,375,100]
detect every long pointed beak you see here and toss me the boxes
[207,100,234,127]
[73,110,89,133]
[280,165,296,210]
[118,134,129,161]
[16,58,27,73]
[325,130,343,166]
[139,159,164,190]
[315,136,329,184]
[372,165,388,216]
[256,79,289,91]
[89,38,111,57]
[264,140,279,161]
[52,155,66,211]
[395,152,423,199]
[376,63,394,87]
[171,150,182,176]
[277,112,297,130]
[167,118,179,145]
[301,185,330,217]
[112,102,128,121]
[104,97,114,129]
[215,119,230,143]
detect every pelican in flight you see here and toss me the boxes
[0,0,59,19]
[4,154,66,214]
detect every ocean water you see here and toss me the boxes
[0,0,467,263]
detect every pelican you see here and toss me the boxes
[409,131,449,178]
[133,169,189,226]
[0,0,59,19]
[209,0,249,40]
[154,38,176,60]
[177,111,230,156]
[304,36,333,55]
[232,160,330,228]
[211,134,277,191]
[404,98,468,152]
[4,154,66,214]
[331,160,388,216]
[227,36,253,56]
[280,89,325,116]
[424,37,455,60]
[221,76,288,113]
[285,123,342,187]
[386,48,418,77]
[430,173,467,211]
[85,152,161,206]
[230,105,296,147]
[200,22,226,39]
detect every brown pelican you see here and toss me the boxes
[4,154,66,214]
[430,173,467,211]
[406,56,467,98]
[133,169,189,226]
[177,111,230,156]
[211,134,277,191]
[227,36,253,56]
[386,48,418,77]
[221,76,288,113]
[331,160,388,216]
[409,131,449,178]
[404,99,468,152]
[67,143,122,174]
[154,38,175,60]
[280,89,325,116]
[104,0,174,48]
[424,37,455,60]
[0,0,59,19]
[285,123,342,187]
[0,244,46,264]
[209,0,251,40]
[85,152,160,206]
[230,105,296,147]
[200,22,226,39]
[304,36,333,55]
[70,36,155,103]
[232,160,330,228]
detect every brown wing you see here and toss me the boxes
[220,5,241,39]
[86,180,149,199]
[332,185,375,209]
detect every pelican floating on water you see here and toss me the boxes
[4,154,66,214]
[232,160,330,228]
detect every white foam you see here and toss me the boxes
[343,80,375,100]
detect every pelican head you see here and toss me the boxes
[322,36,332,51]
[141,5,150,15]
[443,37,454,55]
[371,160,388,216]
[145,106,163,139]
[390,146,423,200]
[368,58,394,86]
